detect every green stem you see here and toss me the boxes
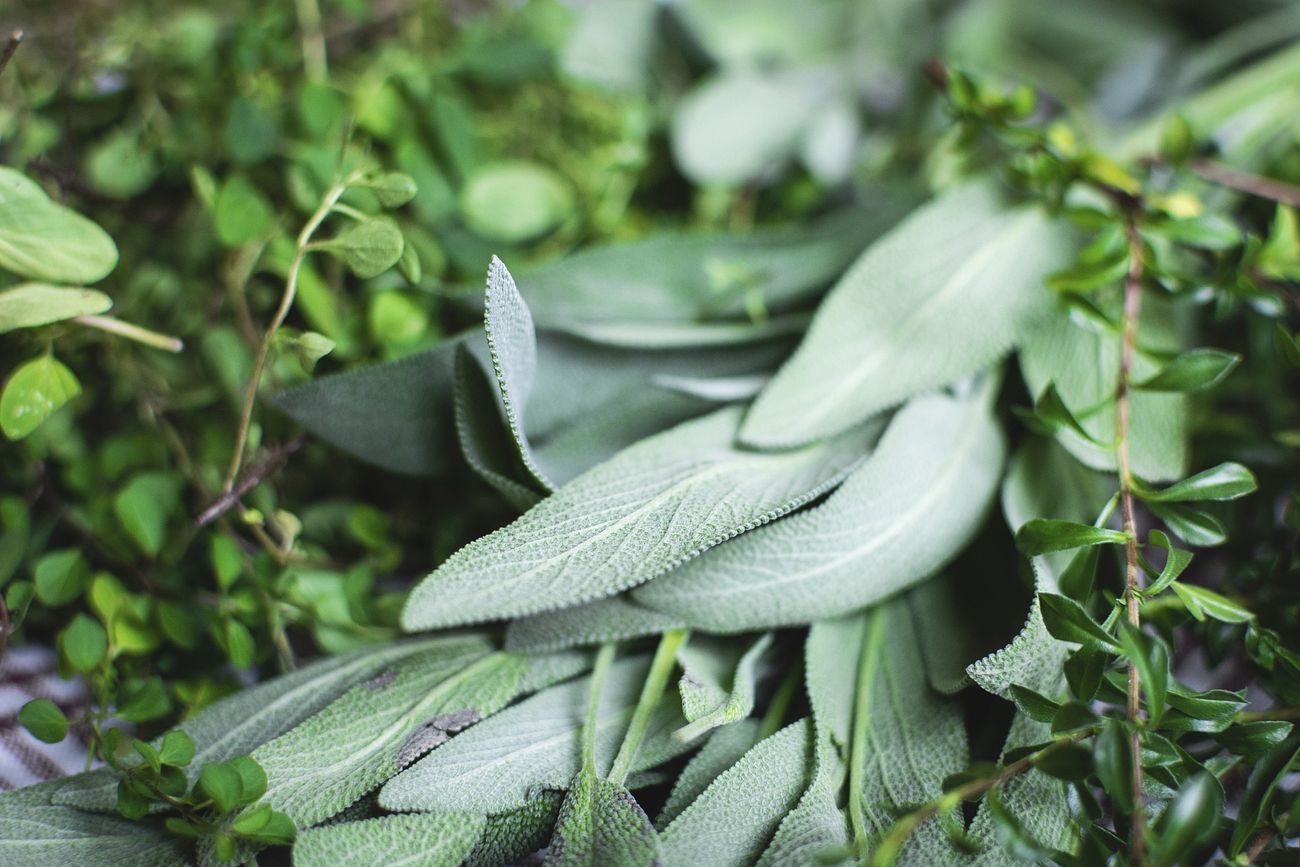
[293,0,328,83]
[583,644,617,775]
[609,629,687,785]
[850,608,887,864]
[223,180,349,492]
[74,315,183,353]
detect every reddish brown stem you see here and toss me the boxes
[1190,158,1300,208]
[0,30,23,79]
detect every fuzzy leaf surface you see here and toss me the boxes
[676,634,772,740]
[403,405,875,630]
[252,638,526,826]
[293,812,485,867]
[506,597,686,653]
[741,181,1072,446]
[545,772,661,866]
[636,392,1002,629]
[380,655,690,815]
[0,783,184,867]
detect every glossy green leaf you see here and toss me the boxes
[1138,462,1257,502]
[1015,519,1129,557]
[1135,348,1240,392]
[1,355,81,440]
[1147,771,1223,867]
[1117,624,1169,727]
[1170,582,1253,623]
[1038,593,1121,652]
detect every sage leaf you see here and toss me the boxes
[741,181,1072,447]
[1020,291,1187,480]
[659,719,813,867]
[676,634,773,742]
[635,392,1001,630]
[506,597,687,654]
[656,720,762,830]
[453,347,546,510]
[465,792,564,867]
[755,737,850,867]
[510,197,917,337]
[53,637,465,811]
[317,218,404,279]
[545,772,661,867]
[380,655,692,815]
[403,405,875,630]
[0,792,186,867]
[294,812,485,867]
[0,183,118,284]
[1,354,81,440]
[0,284,112,333]
[252,638,526,826]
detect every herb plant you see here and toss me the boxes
[2,1,1300,866]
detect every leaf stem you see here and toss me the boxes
[74,315,183,353]
[609,629,687,785]
[223,181,348,493]
[1118,210,1148,863]
[582,643,617,776]
[850,608,887,864]
[293,0,328,83]
[1189,158,1300,208]
[757,663,801,741]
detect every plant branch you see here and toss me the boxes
[609,629,686,785]
[583,644,618,774]
[1190,158,1300,208]
[294,0,328,83]
[0,30,23,80]
[872,730,1095,866]
[223,182,347,493]
[198,437,304,527]
[1118,210,1148,863]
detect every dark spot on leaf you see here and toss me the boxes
[395,708,479,768]
[361,668,396,690]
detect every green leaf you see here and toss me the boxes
[157,731,195,768]
[1146,214,1241,250]
[635,392,1000,629]
[659,720,813,867]
[1170,583,1253,623]
[1021,291,1187,481]
[380,655,692,815]
[1148,501,1227,547]
[1008,685,1062,724]
[252,638,524,826]
[1038,593,1121,652]
[214,174,274,247]
[671,69,823,186]
[0,184,118,283]
[741,181,1072,447]
[0,786,186,866]
[113,472,183,558]
[460,162,574,243]
[1147,771,1223,867]
[1050,700,1101,734]
[465,793,564,867]
[198,762,244,814]
[1134,348,1240,392]
[675,634,772,742]
[1229,735,1300,856]
[317,218,404,279]
[84,130,159,199]
[295,812,484,867]
[1018,382,1107,446]
[1,354,81,440]
[403,405,874,630]
[1138,462,1257,502]
[359,172,418,208]
[1016,519,1130,557]
[223,619,256,668]
[0,284,112,334]
[19,699,69,744]
[755,736,850,867]
[228,756,268,806]
[1144,530,1192,596]
[506,597,687,654]
[52,638,464,812]
[33,549,90,607]
[657,720,762,829]
[1117,624,1169,727]
[546,772,661,866]
[1092,717,1134,813]
[60,614,107,673]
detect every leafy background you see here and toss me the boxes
[1,0,1299,865]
